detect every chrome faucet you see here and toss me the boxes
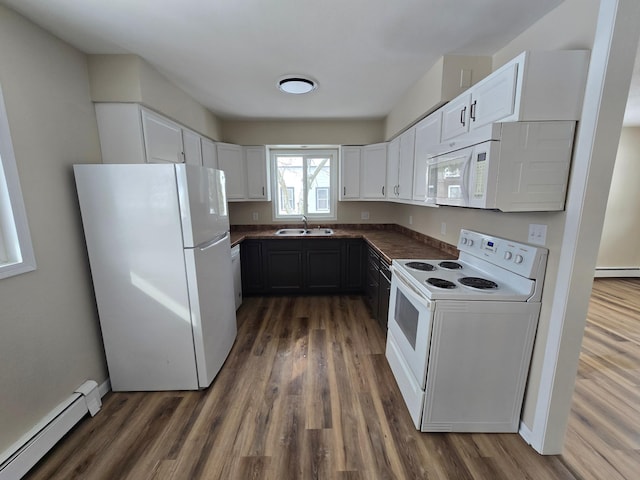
[302,215,308,231]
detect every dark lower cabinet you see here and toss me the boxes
[241,238,365,295]
[365,246,391,333]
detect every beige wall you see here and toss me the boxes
[384,55,492,140]
[88,54,223,140]
[221,119,385,145]
[0,6,107,454]
[230,201,397,226]
[597,126,640,268]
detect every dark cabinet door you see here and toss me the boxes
[378,263,391,333]
[240,240,265,294]
[365,247,380,318]
[343,239,365,292]
[305,240,342,292]
[265,240,303,293]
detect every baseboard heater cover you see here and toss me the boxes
[594,267,640,278]
[0,379,106,480]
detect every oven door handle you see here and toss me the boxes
[392,266,432,311]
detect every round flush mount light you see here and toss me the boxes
[277,76,318,94]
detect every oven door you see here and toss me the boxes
[387,267,434,388]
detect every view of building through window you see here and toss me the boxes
[272,149,337,220]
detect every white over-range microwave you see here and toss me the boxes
[425,121,576,212]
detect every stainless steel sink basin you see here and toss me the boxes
[275,228,334,236]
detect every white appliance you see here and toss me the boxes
[74,164,237,391]
[425,121,575,211]
[386,229,547,432]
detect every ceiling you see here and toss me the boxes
[2,0,639,125]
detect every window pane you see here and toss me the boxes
[306,157,331,214]
[275,156,303,216]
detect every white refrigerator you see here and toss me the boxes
[74,164,237,391]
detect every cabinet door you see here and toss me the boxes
[201,138,218,169]
[141,108,185,163]
[342,239,365,291]
[340,146,361,199]
[217,143,246,200]
[386,137,400,200]
[365,249,380,318]
[361,143,387,199]
[265,240,303,293]
[397,128,415,201]
[94,103,146,164]
[304,240,342,292]
[441,93,471,142]
[378,264,391,332]
[182,129,202,166]
[240,240,265,294]
[245,146,270,200]
[413,112,442,201]
[471,62,518,130]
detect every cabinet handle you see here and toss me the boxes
[344,186,346,196]
[470,100,477,121]
[262,186,265,196]
[382,185,385,195]
[180,151,185,162]
[460,106,467,126]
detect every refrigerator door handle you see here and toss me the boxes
[199,232,230,251]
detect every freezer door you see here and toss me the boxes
[184,232,237,388]
[176,164,229,247]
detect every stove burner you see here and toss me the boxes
[426,277,457,289]
[439,261,463,270]
[459,277,498,290]
[406,261,436,272]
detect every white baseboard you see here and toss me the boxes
[594,267,640,278]
[518,420,534,446]
[0,378,111,480]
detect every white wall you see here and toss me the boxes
[597,126,640,269]
[0,6,107,454]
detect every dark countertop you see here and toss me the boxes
[230,226,457,264]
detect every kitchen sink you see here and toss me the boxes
[275,228,334,236]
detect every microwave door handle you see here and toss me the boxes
[461,153,471,204]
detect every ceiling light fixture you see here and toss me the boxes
[278,76,317,95]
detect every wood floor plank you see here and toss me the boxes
[24,279,640,479]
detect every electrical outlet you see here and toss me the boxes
[409,215,413,225]
[441,222,446,235]
[361,211,370,220]
[528,224,547,246]
[252,212,259,221]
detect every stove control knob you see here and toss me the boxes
[514,254,524,264]
[467,239,474,247]
[504,251,513,260]
[461,237,468,245]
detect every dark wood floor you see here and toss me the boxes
[25,278,640,479]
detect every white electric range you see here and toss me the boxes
[386,229,548,432]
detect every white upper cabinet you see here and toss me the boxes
[413,111,442,202]
[397,128,416,201]
[245,146,270,200]
[386,128,415,202]
[182,129,203,166]
[94,103,215,167]
[441,50,589,143]
[141,109,185,163]
[217,142,246,200]
[386,136,400,201]
[361,143,387,200]
[201,137,218,169]
[340,146,362,200]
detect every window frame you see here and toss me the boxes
[270,148,338,221]
[0,84,36,280]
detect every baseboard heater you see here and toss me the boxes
[0,380,104,480]
[594,267,640,278]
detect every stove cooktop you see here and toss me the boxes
[392,258,535,301]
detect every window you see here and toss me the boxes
[0,85,36,279]
[316,187,329,211]
[271,148,337,220]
